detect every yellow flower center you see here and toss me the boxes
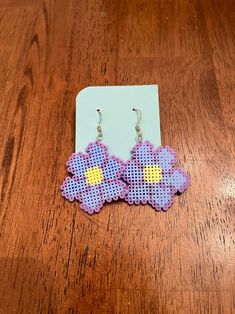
[144,165,162,183]
[85,166,104,186]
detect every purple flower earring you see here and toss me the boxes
[122,108,190,211]
[61,109,128,214]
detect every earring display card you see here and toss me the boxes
[76,85,161,161]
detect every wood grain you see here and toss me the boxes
[0,0,234,313]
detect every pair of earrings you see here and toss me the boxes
[61,108,190,214]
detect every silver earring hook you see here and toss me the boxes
[96,109,103,141]
[133,108,143,142]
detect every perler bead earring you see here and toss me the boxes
[61,109,128,214]
[122,108,190,211]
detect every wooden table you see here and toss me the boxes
[0,0,234,313]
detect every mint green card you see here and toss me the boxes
[76,85,161,160]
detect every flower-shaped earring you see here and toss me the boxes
[61,109,128,214]
[122,108,190,211]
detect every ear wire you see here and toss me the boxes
[96,109,103,141]
[133,108,143,142]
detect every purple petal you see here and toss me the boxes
[103,157,125,180]
[80,186,104,214]
[155,146,176,172]
[61,177,86,202]
[125,183,150,205]
[169,169,190,193]
[67,153,88,175]
[132,141,155,166]
[149,184,174,211]
[72,175,89,200]
[122,161,143,184]
[86,142,108,167]
[100,180,127,202]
